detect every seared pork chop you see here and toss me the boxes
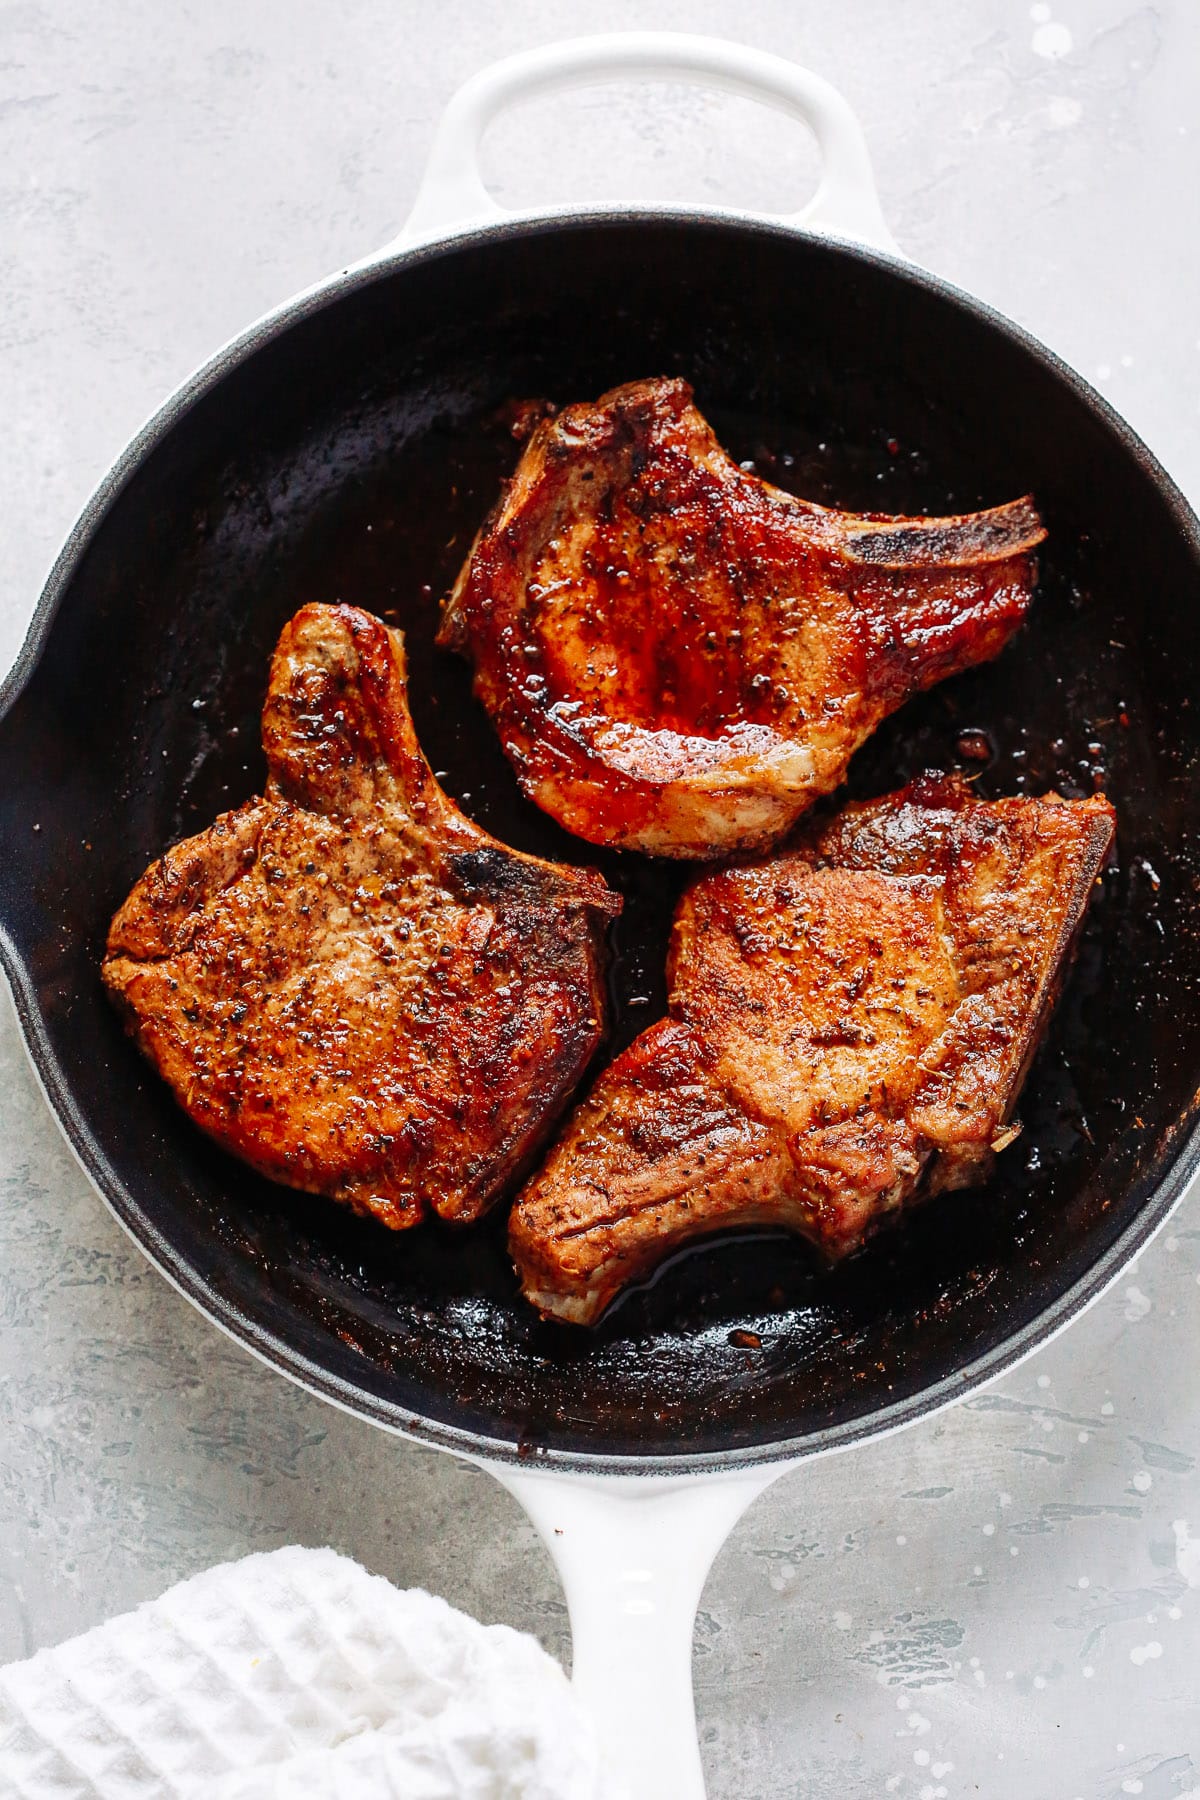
[104,604,620,1229]
[510,777,1115,1324]
[441,378,1046,858]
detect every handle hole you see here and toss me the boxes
[479,81,821,217]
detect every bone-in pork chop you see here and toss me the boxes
[104,604,620,1230]
[510,777,1115,1324]
[441,378,1046,858]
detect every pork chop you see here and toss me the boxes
[510,777,1115,1324]
[441,377,1046,858]
[103,603,620,1230]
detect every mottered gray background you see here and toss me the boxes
[2,2,1199,1795]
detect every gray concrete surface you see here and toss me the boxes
[2,2,1199,1794]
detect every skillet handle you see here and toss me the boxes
[393,33,899,254]
[493,1461,791,1800]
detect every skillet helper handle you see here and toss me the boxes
[495,1463,788,1800]
[394,32,899,254]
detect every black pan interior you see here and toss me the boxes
[2,219,1199,1468]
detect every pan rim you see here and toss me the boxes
[4,208,1200,1473]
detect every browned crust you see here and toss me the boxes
[441,377,1046,858]
[104,604,620,1231]
[510,780,1115,1324]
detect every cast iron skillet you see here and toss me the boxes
[4,135,1200,1476]
[2,35,1199,1794]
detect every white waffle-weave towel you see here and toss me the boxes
[0,1546,599,1799]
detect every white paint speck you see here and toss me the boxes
[973,1564,983,1575]
[1032,19,1073,58]
[974,1667,986,1687]
[1046,94,1083,128]
[1124,1286,1152,1321]
[834,1610,853,1631]
[896,1535,908,1546]
[1078,1575,1090,1588]
[1005,1669,1014,1679]
[1123,1782,1144,1795]
[914,1748,931,1767]
[1132,1471,1153,1493]
[1030,2,1051,19]
[983,1522,996,1536]
[1097,363,1113,381]
[1037,1373,1051,1389]
[1079,1431,1090,1443]
[1168,1606,1182,1620]
[1010,1546,1020,1557]
[999,1492,1012,1508]
[1120,354,1134,368]
[932,1765,953,1780]
[1173,1520,1200,1587]
[907,1713,932,1738]
[1102,1401,1115,1416]
[886,1780,902,1795]
[1042,1418,1056,1433]
[1083,1665,1095,1677]
[896,1693,912,1711]
[1034,1674,1047,1689]
[1130,1641,1163,1666]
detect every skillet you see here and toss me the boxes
[2,35,1200,1798]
